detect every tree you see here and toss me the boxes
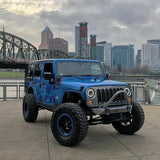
[117,64,122,73]
[112,67,119,75]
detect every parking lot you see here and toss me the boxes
[0,100,160,160]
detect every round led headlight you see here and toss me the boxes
[124,87,131,97]
[87,88,95,98]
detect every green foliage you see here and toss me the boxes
[117,64,122,73]
[111,65,150,75]
[0,71,24,77]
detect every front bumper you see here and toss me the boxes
[91,90,132,115]
[92,105,132,115]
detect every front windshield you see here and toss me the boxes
[57,61,104,76]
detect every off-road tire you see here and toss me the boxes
[51,103,88,146]
[22,94,38,122]
[112,101,145,135]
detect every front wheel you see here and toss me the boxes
[51,103,88,146]
[112,101,145,135]
[22,94,38,122]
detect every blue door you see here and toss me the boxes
[40,63,55,106]
[33,63,42,102]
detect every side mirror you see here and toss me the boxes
[56,75,61,85]
[44,72,53,81]
[105,73,110,79]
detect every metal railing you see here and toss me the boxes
[0,81,146,103]
[111,75,160,82]
[144,79,160,105]
[127,82,146,104]
[0,79,159,105]
[127,79,160,105]
[0,81,24,100]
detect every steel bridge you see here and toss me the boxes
[0,30,72,69]
[0,30,38,69]
[0,30,38,61]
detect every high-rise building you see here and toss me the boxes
[39,27,53,49]
[136,50,141,66]
[96,41,112,66]
[141,41,159,71]
[75,22,88,59]
[90,35,96,60]
[39,26,68,53]
[147,39,160,58]
[112,45,134,68]
[95,45,104,62]
[89,39,112,65]
[80,22,88,58]
[104,42,112,67]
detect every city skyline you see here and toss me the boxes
[1,0,160,52]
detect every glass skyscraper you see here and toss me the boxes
[112,45,134,68]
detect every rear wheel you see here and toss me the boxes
[112,101,145,135]
[51,103,88,146]
[22,94,38,122]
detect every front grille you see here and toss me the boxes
[97,88,124,104]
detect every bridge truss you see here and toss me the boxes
[38,49,70,59]
[0,30,39,63]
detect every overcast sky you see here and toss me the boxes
[0,0,160,53]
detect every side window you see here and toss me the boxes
[27,63,34,78]
[34,63,42,78]
[43,63,53,79]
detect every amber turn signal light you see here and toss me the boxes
[88,101,92,104]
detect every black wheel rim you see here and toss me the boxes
[57,113,73,137]
[121,113,133,126]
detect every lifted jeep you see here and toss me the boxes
[23,59,145,146]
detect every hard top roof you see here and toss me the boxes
[30,59,101,63]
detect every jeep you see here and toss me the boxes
[23,59,145,146]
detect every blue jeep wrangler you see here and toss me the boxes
[23,59,144,146]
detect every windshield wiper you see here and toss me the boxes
[74,75,84,80]
[79,75,99,81]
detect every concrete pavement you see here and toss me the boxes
[0,101,160,160]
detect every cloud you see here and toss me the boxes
[0,0,64,15]
[0,8,43,47]
[0,0,160,52]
